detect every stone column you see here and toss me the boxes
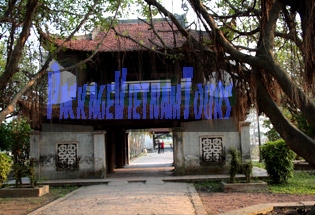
[172,127,185,175]
[93,131,107,178]
[239,121,251,160]
[30,131,41,178]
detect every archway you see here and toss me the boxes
[107,128,175,178]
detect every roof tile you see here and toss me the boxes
[51,20,187,52]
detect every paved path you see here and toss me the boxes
[108,148,175,179]
[29,180,205,215]
[29,149,267,215]
[29,149,207,215]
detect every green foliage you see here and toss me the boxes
[11,119,31,187]
[273,37,303,85]
[0,153,12,187]
[228,148,241,183]
[0,123,12,151]
[1,118,32,187]
[228,148,253,183]
[242,160,253,183]
[291,111,315,139]
[263,119,280,141]
[0,43,6,75]
[261,139,296,184]
[194,180,223,192]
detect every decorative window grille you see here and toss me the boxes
[200,136,224,163]
[56,142,78,170]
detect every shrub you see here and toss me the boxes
[228,148,254,183]
[261,139,295,184]
[10,119,31,187]
[242,160,253,183]
[228,148,241,183]
[29,158,36,187]
[0,153,12,187]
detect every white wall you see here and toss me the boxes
[30,124,106,180]
[173,117,250,174]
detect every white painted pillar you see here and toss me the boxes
[239,121,251,160]
[93,131,107,178]
[172,127,185,175]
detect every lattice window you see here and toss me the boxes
[200,136,224,163]
[56,142,78,170]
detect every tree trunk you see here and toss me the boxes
[256,77,315,168]
[297,0,315,94]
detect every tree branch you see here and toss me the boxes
[256,74,315,167]
[0,0,121,123]
[189,0,315,127]
[0,0,18,23]
[0,0,40,91]
[275,32,303,50]
[259,1,281,56]
[188,0,257,63]
[144,0,216,56]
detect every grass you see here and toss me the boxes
[252,161,265,169]
[50,185,79,198]
[194,180,223,192]
[195,170,315,195]
[268,171,315,195]
[252,160,315,195]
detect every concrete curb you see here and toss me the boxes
[28,186,84,215]
[221,201,315,215]
[187,184,207,215]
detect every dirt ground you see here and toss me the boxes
[198,191,315,215]
[0,194,59,215]
[0,186,78,215]
[1,188,314,215]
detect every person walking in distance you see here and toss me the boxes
[157,139,161,154]
[161,140,164,153]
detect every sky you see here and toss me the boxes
[126,0,196,24]
[162,0,187,14]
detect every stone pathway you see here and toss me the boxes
[29,180,206,215]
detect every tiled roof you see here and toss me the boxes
[47,19,189,52]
